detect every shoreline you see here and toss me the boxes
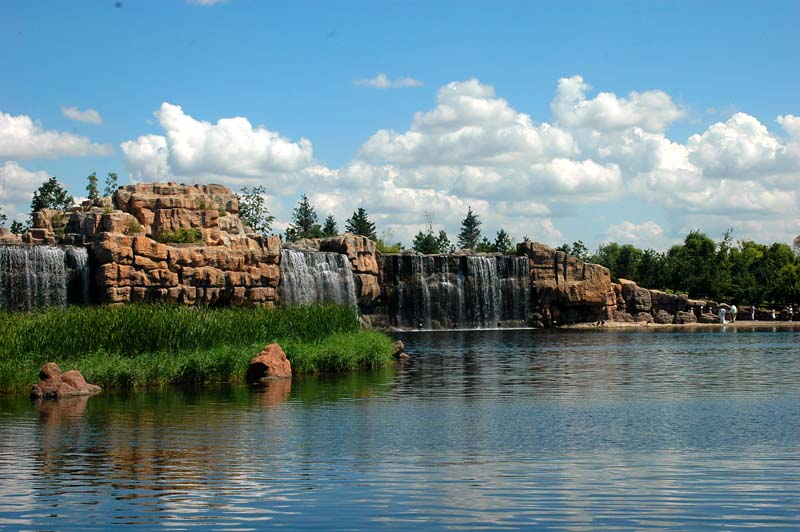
[564,320,800,330]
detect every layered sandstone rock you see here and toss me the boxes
[31,362,101,399]
[517,242,615,325]
[87,183,281,306]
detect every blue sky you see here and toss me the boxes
[1,0,798,250]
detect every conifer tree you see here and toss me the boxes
[285,194,323,242]
[494,229,514,255]
[345,207,377,240]
[322,214,338,237]
[457,206,482,250]
[86,172,99,201]
[31,177,73,214]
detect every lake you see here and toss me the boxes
[1,327,799,530]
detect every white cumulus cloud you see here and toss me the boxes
[120,103,316,186]
[354,73,423,89]
[607,220,664,243]
[0,161,51,223]
[0,111,111,159]
[61,106,103,125]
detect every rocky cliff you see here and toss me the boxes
[2,182,709,327]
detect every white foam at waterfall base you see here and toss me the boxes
[279,249,357,306]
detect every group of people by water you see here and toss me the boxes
[717,304,794,324]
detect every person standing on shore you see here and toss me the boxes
[730,304,738,323]
[751,305,756,320]
[772,308,776,321]
[789,305,794,321]
[718,307,727,324]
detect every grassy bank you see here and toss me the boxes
[0,304,395,394]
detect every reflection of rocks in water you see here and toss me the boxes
[35,394,92,424]
[253,378,292,406]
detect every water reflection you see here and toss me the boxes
[0,328,799,529]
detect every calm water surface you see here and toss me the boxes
[1,327,799,530]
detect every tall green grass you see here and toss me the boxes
[0,304,395,394]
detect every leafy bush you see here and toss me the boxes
[157,228,203,244]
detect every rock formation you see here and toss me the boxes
[31,362,101,399]
[517,242,615,325]
[246,343,292,382]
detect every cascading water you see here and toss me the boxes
[0,245,90,311]
[384,254,530,329]
[279,249,357,306]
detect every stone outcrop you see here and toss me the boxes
[246,343,292,382]
[517,242,615,325]
[31,362,101,399]
[87,183,281,306]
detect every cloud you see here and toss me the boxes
[121,103,315,185]
[354,73,423,89]
[119,76,800,249]
[552,75,686,133]
[120,134,169,182]
[186,0,227,5]
[61,106,103,125]
[0,111,111,159]
[0,161,50,222]
[607,220,664,243]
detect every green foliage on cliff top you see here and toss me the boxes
[0,304,395,393]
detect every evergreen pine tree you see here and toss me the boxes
[104,172,119,197]
[457,206,482,250]
[494,229,514,254]
[322,214,338,237]
[10,220,26,234]
[31,177,73,214]
[285,194,323,242]
[86,172,99,201]
[345,207,377,239]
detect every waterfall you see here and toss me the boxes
[385,254,530,329]
[279,249,357,307]
[0,245,89,311]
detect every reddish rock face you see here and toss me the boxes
[246,343,292,382]
[517,241,615,324]
[31,363,101,399]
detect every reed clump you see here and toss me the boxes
[0,304,394,394]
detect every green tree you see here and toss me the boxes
[345,207,377,239]
[412,227,452,254]
[570,240,589,261]
[493,229,515,255]
[237,185,276,235]
[475,236,494,253]
[104,172,119,197]
[10,220,26,234]
[322,214,338,237]
[457,206,482,250]
[86,172,99,201]
[285,194,323,242]
[31,177,73,214]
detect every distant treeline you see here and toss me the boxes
[559,231,800,305]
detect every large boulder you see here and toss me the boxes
[31,363,101,399]
[619,279,652,313]
[246,343,292,382]
[517,242,615,324]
